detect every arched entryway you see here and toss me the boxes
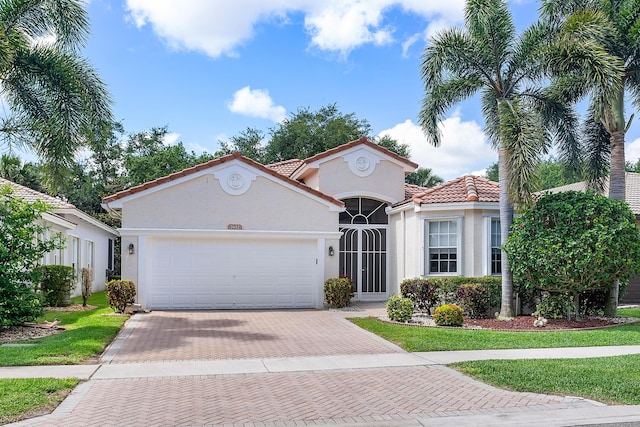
[339,198,388,300]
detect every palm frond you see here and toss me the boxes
[583,105,611,192]
[419,76,483,147]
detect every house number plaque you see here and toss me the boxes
[227,224,243,230]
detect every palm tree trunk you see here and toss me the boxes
[498,147,515,319]
[604,130,626,316]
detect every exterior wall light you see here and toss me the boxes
[128,243,135,255]
[328,246,335,256]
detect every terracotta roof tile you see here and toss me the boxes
[103,152,344,208]
[404,183,431,200]
[266,159,304,177]
[0,177,74,209]
[409,175,499,205]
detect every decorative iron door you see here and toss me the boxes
[339,226,387,298]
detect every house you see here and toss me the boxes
[0,177,119,297]
[544,173,640,303]
[102,137,501,310]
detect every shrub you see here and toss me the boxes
[504,191,640,318]
[433,304,464,326]
[324,277,353,308]
[534,293,572,319]
[386,295,414,322]
[81,268,93,307]
[39,265,75,307]
[456,283,493,319]
[0,185,62,326]
[106,280,136,313]
[400,278,440,314]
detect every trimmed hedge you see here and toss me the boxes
[433,304,464,326]
[386,295,414,322]
[106,280,136,313]
[324,277,354,308]
[39,265,75,307]
[400,276,501,316]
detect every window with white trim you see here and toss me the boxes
[426,219,459,274]
[86,240,95,270]
[490,218,501,275]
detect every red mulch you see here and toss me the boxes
[464,316,636,331]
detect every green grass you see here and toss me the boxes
[453,354,640,405]
[0,292,128,366]
[0,377,79,424]
[350,312,640,352]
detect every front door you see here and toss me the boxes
[338,198,388,300]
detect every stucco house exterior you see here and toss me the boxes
[103,137,501,310]
[1,177,119,297]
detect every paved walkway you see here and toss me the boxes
[4,304,640,427]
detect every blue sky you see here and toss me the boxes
[71,0,640,181]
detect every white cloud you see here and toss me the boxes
[626,138,640,163]
[124,0,465,58]
[162,132,180,146]
[227,86,286,122]
[378,115,496,180]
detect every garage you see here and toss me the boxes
[146,236,318,309]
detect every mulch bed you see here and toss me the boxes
[0,304,97,344]
[462,315,638,331]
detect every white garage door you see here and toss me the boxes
[147,237,317,309]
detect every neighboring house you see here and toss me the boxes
[0,177,119,297]
[544,173,640,303]
[102,137,501,310]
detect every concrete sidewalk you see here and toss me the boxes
[3,345,640,379]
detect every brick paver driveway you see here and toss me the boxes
[107,309,398,363]
[10,308,597,427]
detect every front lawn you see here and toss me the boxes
[0,291,128,366]
[454,354,640,405]
[0,377,79,424]
[350,308,640,352]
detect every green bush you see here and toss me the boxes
[39,265,75,307]
[400,278,440,314]
[0,185,62,326]
[106,280,136,313]
[324,277,353,308]
[433,304,464,326]
[456,283,493,318]
[504,191,640,319]
[386,295,414,322]
[534,293,572,319]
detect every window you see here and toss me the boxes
[490,218,501,275]
[71,237,80,275]
[107,239,114,271]
[87,241,95,269]
[427,220,459,274]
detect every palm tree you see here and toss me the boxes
[419,0,582,318]
[405,167,443,188]
[0,0,112,191]
[541,1,636,316]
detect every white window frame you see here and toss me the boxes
[483,216,502,276]
[86,240,95,268]
[424,217,462,276]
[71,236,81,277]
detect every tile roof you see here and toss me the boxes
[0,177,74,209]
[103,152,344,208]
[404,183,430,200]
[407,175,500,206]
[266,159,304,177]
[542,172,640,215]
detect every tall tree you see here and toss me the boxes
[419,0,580,318]
[0,0,112,191]
[405,167,444,188]
[541,1,635,315]
[265,104,371,163]
[216,127,266,163]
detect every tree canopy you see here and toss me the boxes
[0,0,112,191]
